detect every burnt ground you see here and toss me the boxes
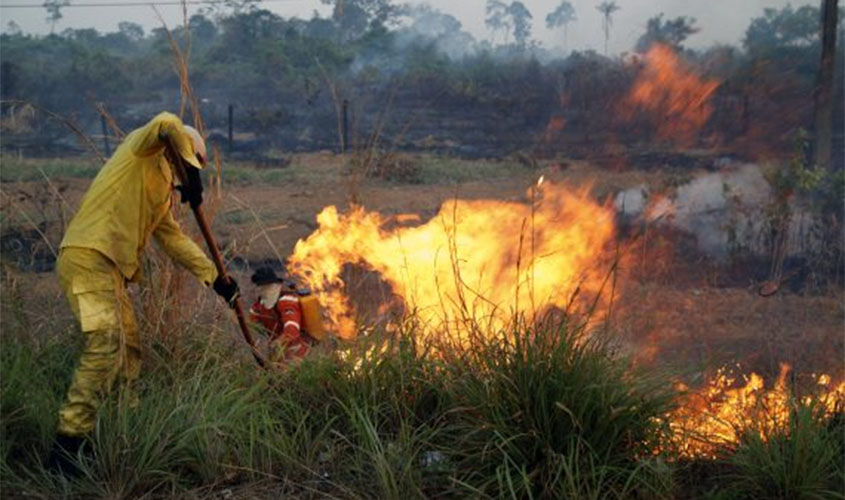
[2,152,843,383]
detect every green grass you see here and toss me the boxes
[220,159,328,187]
[722,404,845,500]
[2,294,842,498]
[0,155,310,187]
[0,154,531,188]
[0,335,75,470]
[414,156,529,184]
[1,310,679,498]
[219,165,296,186]
[0,157,101,182]
[222,154,530,187]
[436,320,677,499]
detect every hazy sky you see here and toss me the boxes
[1,0,809,54]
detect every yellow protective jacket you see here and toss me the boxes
[61,112,217,285]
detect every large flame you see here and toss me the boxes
[621,44,720,146]
[287,177,841,456]
[667,363,845,457]
[289,182,617,341]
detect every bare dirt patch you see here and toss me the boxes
[2,153,841,384]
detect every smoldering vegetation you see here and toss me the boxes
[615,160,844,290]
[2,277,843,499]
[2,2,842,290]
[1,2,842,161]
[1,1,844,498]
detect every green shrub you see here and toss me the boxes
[440,319,676,498]
[724,403,845,500]
[0,308,684,498]
[10,307,838,499]
[0,337,76,472]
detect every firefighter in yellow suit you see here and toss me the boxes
[48,112,240,472]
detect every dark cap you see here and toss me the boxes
[251,267,283,285]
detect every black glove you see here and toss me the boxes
[176,166,203,209]
[213,275,239,308]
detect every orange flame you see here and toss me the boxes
[666,363,845,457]
[286,179,842,454]
[621,44,720,146]
[289,183,617,341]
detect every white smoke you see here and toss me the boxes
[614,183,647,216]
[617,163,775,258]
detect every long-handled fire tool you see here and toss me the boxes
[163,138,267,368]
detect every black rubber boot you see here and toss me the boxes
[46,433,86,477]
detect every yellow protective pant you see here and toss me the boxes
[56,247,141,437]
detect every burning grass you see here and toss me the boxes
[0,309,674,498]
[289,181,618,342]
[666,363,845,460]
[620,44,720,147]
[2,295,842,498]
[3,169,842,498]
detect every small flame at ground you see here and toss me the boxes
[621,44,720,146]
[289,182,617,341]
[666,363,844,457]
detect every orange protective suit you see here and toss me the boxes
[249,286,310,363]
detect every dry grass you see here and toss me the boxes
[615,283,845,378]
[3,153,841,378]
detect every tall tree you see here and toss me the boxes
[595,1,620,56]
[321,0,399,41]
[4,21,22,36]
[43,0,70,34]
[635,14,698,52]
[118,22,145,42]
[812,0,839,169]
[743,5,820,54]
[408,5,476,57]
[409,5,462,38]
[508,1,532,48]
[546,1,576,52]
[188,14,217,46]
[485,0,511,44]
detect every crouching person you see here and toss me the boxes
[249,267,323,365]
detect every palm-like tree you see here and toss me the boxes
[43,0,70,33]
[546,1,577,52]
[595,1,620,56]
[508,1,533,48]
[486,0,511,44]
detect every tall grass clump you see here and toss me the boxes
[2,308,681,498]
[2,329,259,496]
[282,331,456,498]
[439,317,676,498]
[0,335,77,474]
[77,349,273,497]
[721,402,845,500]
[0,268,79,483]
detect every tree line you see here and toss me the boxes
[0,1,841,162]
